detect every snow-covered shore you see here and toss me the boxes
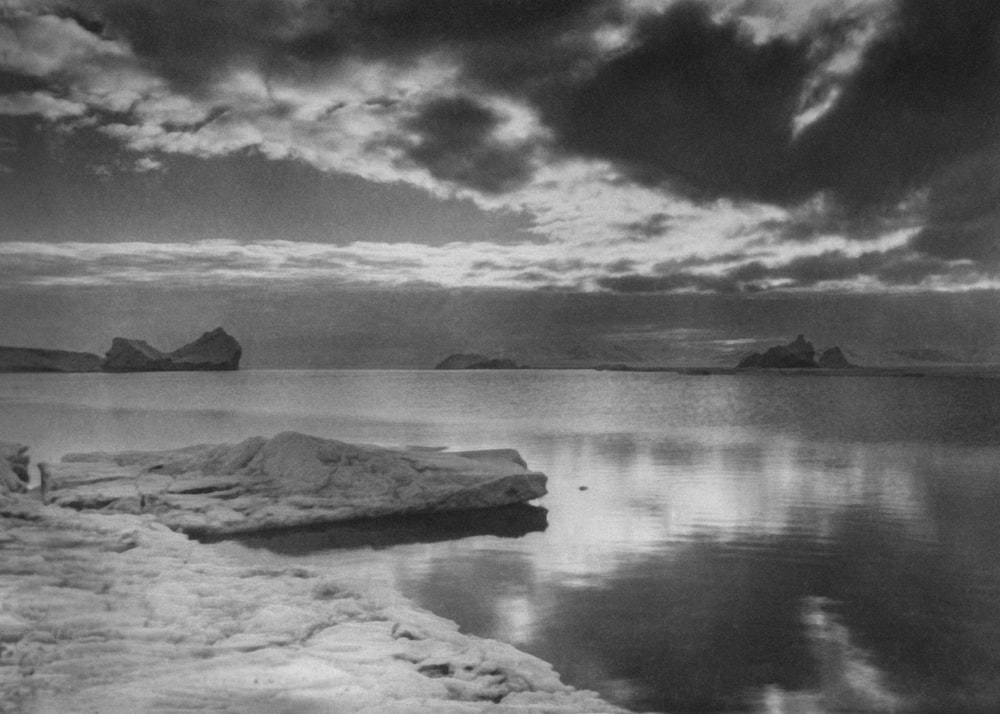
[0,439,625,714]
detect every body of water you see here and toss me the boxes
[3,369,1000,712]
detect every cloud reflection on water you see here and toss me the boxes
[390,432,1000,712]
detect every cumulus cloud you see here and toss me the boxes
[132,155,162,172]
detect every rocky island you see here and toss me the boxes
[0,346,103,373]
[102,327,242,372]
[0,436,624,713]
[737,335,857,370]
[434,354,526,370]
[0,327,242,373]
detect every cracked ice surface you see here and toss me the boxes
[1,444,622,714]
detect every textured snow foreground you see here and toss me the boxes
[1,437,625,714]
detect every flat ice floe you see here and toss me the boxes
[44,431,548,536]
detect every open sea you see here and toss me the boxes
[3,369,1000,712]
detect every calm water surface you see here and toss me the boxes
[2,369,1000,712]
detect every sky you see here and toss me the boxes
[2,0,1000,366]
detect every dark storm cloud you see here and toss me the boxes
[52,5,107,35]
[343,0,609,58]
[59,1,602,192]
[48,2,1000,206]
[756,201,919,244]
[8,0,1000,283]
[398,95,534,194]
[77,0,298,92]
[910,148,1000,262]
[792,0,1000,213]
[549,0,1000,237]
[552,1,810,202]
[279,0,607,62]
[875,253,971,286]
[0,70,49,95]
[772,249,965,287]
[762,251,877,286]
[422,0,618,96]
[72,0,610,92]
[605,258,636,274]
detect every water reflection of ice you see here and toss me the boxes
[529,431,935,580]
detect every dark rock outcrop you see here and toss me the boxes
[167,327,242,370]
[817,347,855,368]
[102,328,241,372]
[435,353,489,369]
[594,363,636,372]
[435,353,525,370]
[0,441,30,494]
[467,358,522,369]
[738,335,856,369]
[102,338,171,372]
[0,328,241,373]
[0,346,102,373]
[738,335,817,369]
